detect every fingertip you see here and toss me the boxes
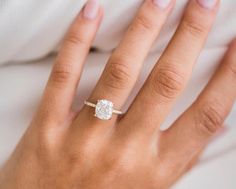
[82,0,100,20]
[188,0,220,17]
[152,0,175,10]
[196,0,220,10]
[74,1,103,26]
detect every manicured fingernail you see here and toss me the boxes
[83,0,99,20]
[197,0,217,9]
[153,0,172,9]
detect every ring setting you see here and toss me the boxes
[84,99,123,120]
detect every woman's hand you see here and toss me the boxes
[1,0,235,188]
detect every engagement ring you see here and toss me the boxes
[84,99,123,120]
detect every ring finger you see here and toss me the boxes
[78,0,175,124]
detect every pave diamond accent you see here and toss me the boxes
[95,99,114,120]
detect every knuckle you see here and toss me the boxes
[66,32,87,47]
[50,64,74,86]
[132,14,154,33]
[103,58,132,90]
[195,101,225,135]
[151,66,185,100]
[182,17,207,37]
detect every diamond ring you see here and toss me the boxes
[84,99,123,120]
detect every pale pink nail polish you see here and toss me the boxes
[197,0,217,9]
[83,0,99,20]
[153,0,172,9]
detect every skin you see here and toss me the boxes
[0,0,236,188]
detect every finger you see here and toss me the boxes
[158,126,226,185]
[160,39,236,166]
[123,0,219,136]
[37,0,103,125]
[79,0,175,122]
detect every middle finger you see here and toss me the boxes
[79,0,174,122]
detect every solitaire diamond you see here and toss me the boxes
[84,99,122,121]
[95,100,114,120]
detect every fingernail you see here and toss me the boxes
[83,0,99,20]
[197,0,217,9]
[153,0,172,9]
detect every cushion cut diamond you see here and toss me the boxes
[95,100,114,120]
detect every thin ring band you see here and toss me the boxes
[84,101,122,114]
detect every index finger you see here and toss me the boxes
[37,0,103,125]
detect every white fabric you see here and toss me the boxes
[1,0,236,63]
[0,0,236,188]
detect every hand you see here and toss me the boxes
[1,0,235,188]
